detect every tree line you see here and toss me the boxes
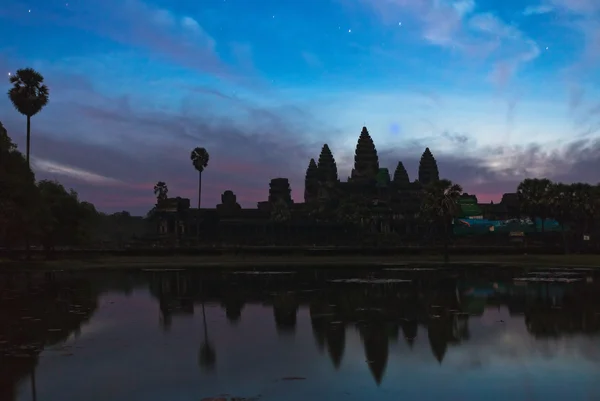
[1,69,146,254]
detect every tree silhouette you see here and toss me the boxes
[421,179,463,264]
[153,181,168,203]
[517,178,552,232]
[7,68,49,166]
[190,147,209,209]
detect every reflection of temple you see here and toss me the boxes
[148,272,195,331]
[138,270,600,386]
[0,274,99,401]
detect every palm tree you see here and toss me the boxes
[517,178,552,232]
[190,147,209,209]
[153,181,168,203]
[421,179,463,264]
[7,68,49,166]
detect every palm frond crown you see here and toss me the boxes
[191,147,209,173]
[8,68,49,117]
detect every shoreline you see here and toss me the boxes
[2,254,600,270]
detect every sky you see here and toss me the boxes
[1,0,600,214]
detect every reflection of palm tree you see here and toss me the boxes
[198,302,216,372]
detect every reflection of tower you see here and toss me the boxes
[151,272,194,332]
[360,322,389,386]
[427,318,452,364]
[309,301,329,352]
[401,320,418,348]
[273,294,299,335]
[326,323,346,369]
[222,296,245,324]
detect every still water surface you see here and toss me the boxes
[1,266,600,401]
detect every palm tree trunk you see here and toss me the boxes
[198,171,202,209]
[25,116,32,261]
[26,115,31,166]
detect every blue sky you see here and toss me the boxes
[1,0,600,213]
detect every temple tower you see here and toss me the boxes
[418,148,439,186]
[350,126,379,183]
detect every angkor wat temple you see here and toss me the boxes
[153,127,519,245]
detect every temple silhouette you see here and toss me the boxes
[153,126,519,245]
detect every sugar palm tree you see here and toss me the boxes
[7,68,49,166]
[421,179,463,264]
[190,147,209,209]
[153,181,168,203]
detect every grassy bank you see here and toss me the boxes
[2,254,600,270]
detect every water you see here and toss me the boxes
[1,267,600,401]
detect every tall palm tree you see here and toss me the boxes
[421,179,463,264]
[153,181,168,203]
[7,68,49,166]
[517,178,552,232]
[190,147,209,209]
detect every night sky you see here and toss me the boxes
[1,0,599,214]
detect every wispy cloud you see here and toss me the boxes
[523,5,554,15]
[32,158,123,186]
[357,0,540,86]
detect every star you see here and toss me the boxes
[398,22,402,26]
[348,29,352,33]
[28,9,31,12]
[546,46,549,50]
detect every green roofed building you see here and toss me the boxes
[457,194,483,219]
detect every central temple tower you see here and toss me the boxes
[349,126,379,183]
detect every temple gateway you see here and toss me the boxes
[153,126,519,245]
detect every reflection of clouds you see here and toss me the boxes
[448,306,600,369]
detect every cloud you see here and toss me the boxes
[32,158,123,186]
[2,0,227,78]
[301,52,323,69]
[523,5,554,15]
[357,0,540,86]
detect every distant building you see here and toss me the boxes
[151,126,520,245]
